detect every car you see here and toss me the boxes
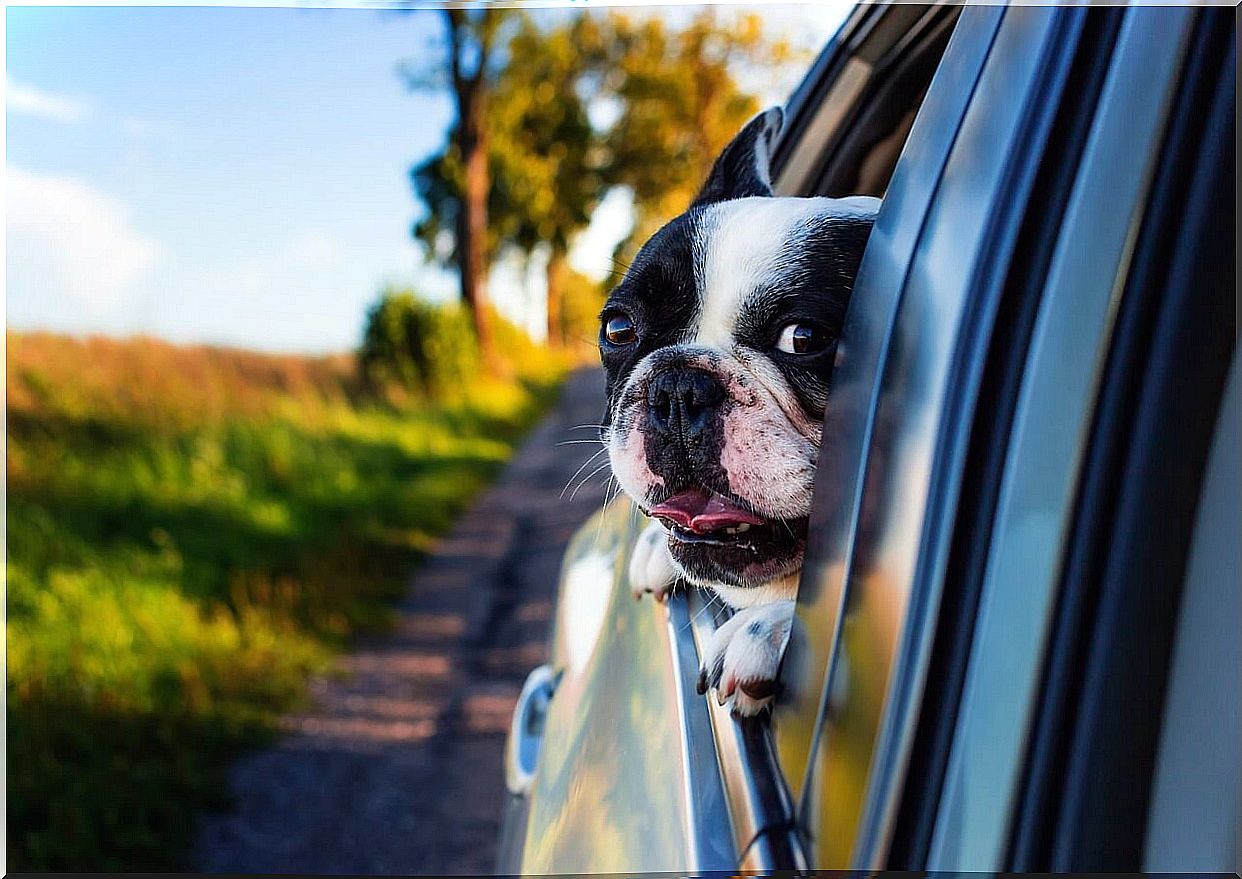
[497,4,1237,873]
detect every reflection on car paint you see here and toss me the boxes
[522,499,701,873]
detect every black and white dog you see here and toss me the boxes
[599,107,879,715]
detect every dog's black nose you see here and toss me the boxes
[647,368,725,444]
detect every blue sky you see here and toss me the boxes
[6,3,852,354]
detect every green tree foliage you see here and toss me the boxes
[597,10,798,262]
[489,14,609,347]
[408,8,797,348]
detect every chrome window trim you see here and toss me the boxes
[664,592,739,872]
[771,0,1007,836]
[925,9,1196,871]
[684,588,801,867]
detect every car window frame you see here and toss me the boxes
[925,7,1199,871]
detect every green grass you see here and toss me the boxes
[6,331,568,870]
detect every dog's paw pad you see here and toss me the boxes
[698,600,795,716]
[629,520,677,601]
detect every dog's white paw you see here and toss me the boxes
[696,600,795,717]
[629,520,678,602]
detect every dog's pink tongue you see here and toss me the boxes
[649,488,765,533]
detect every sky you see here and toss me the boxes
[6,3,854,354]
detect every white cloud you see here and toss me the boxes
[7,166,160,317]
[6,75,92,123]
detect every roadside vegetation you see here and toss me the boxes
[5,315,569,870]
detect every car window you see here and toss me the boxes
[774,6,959,201]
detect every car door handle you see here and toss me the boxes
[505,664,558,796]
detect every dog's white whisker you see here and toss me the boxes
[681,593,717,633]
[569,462,612,502]
[559,448,608,499]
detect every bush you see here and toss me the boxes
[358,287,578,399]
[358,290,481,399]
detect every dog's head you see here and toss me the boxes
[600,107,879,604]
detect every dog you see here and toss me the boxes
[598,106,879,715]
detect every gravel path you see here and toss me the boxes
[193,368,609,874]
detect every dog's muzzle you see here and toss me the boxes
[643,366,727,483]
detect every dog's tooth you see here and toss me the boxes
[735,523,750,533]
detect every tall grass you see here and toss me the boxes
[5,331,569,870]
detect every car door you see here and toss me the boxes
[773,3,1234,871]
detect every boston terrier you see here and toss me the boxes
[598,106,879,715]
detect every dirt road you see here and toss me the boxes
[193,368,610,874]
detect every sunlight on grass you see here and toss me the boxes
[6,331,571,870]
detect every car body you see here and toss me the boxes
[498,4,1238,873]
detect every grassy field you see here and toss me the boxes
[5,331,568,871]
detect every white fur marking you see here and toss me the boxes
[693,197,867,350]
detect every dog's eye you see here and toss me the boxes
[602,314,637,347]
[776,323,833,355]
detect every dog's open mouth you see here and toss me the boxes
[647,487,808,585]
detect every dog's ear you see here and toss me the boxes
[691,106,784,208]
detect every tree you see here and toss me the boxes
[406,7,798,351]
[406,9,516,364]
[597,10,798,263]
[487,14,608,347]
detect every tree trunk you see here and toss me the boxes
[545,247,566,348]
[448,11,497,368]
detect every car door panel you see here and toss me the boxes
[516,500,735,873]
